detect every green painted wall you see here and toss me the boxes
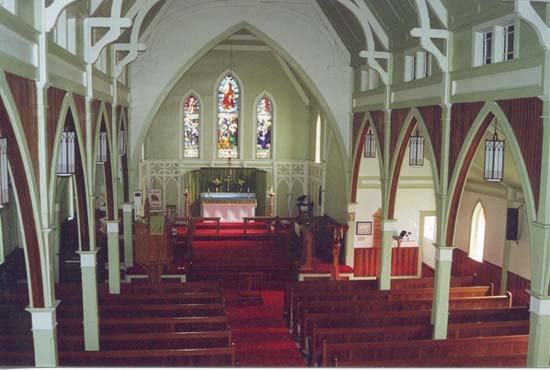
[145,48,310,161]
[324,136,347,223]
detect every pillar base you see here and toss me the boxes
[432,245,454,339]
[527,291,550,367]
[78,250,100,351]
[26,301,60,367]
[106,219,121,294]
[378,219,396,290]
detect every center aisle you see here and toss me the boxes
[224,290,306,367]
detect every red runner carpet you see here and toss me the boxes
[224,290,305,367]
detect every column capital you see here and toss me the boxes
[123,203,133,213]
[25,300,60,330]
[528,290,550,316]
[105,219,121,233]
[382,219,398,232]
[434,245,455,262]
[78,250,98,267]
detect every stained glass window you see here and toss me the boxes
[183,95,200,158]
[256,96,273,159]
[217,75,240,158]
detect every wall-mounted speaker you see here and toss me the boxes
[506,208,519,241]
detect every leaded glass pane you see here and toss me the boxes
[183,95,200,158]
[256,96,272,159]
[217,75,240,158]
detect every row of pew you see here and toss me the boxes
[0,281,236,367]
[284,276,530,367]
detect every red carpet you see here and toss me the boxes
[224,290,305,367]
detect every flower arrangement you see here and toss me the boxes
[236,179,246,186]
[211,178,222,187]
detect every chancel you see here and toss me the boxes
[1,0,550,368]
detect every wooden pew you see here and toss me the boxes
[309,319,529,366]
[291,285,492,331]
[300,306,529,351]
[295,293,512,338]
[321,334,528,367]
[59,346,236,367]
[284,275,476,324]
[58,316,230,335]
[58,302,226,319]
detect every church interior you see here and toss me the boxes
[2,0,550,367]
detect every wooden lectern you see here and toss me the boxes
[134,216,173,283]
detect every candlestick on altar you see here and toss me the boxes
[183,186,190,220]
[268,186,276,217]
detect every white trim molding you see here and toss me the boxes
[435,246,454,262]
[529,292,550,316]
[78,250,98,267]
[26,301,60,330]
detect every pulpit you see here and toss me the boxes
[134,216,173,283]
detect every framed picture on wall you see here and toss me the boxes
[148,188,162,208]
[356,221,372,235]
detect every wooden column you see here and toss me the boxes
[300,225,314,272]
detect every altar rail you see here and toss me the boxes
[242,217,296,234]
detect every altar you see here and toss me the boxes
[200,192,257,222]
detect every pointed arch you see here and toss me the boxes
[0,73,45,308]
[253,91,275,160]
[446,101,536,247]
[181,89,202,159]
[130,19,351,197]
[49,93,89,221]
[214,70,242,159]
[93,102,115,220]
[387,108,440,219]
[117,107,130,203]
[469,200,486,262]
[49,92,91,252]
[350,111,384,203]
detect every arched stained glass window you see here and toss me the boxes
[183,95,200,158]
[256,96,273,159]
[469,202,486,262]
[217,75,240,158]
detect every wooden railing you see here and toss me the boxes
[353,247,419,277]
[242,216,295,235]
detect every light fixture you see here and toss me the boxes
[0,137,8,205]
[363,128,376,158]
[484,119,505,182]
[97,131,107,163]
[409,127,424,167]
[119,129,126,156]
[57,130,76,175]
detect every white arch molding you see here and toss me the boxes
[129,1,353,185]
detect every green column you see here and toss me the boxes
[122,203,134,268]
[106,220,121,294]
[78,251,100,351]
[345,203,358,267]
[53,203,61,284]
[527,292,550,367]
[26,302,60,367]
[432,245,454,339]
[378,219,396,290]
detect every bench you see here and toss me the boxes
[309,319,529,366]
[321,334,528,367]
[58,303,227,319]
[290,285,492,331]
[59,346,236,367]
[295,293,512,338]
[300,306,529,351]
[284,275,476,324]
[58,316,231,335]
